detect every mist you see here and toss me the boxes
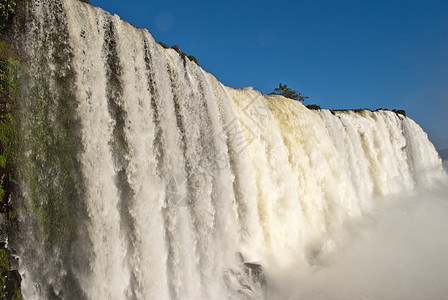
[269,178,448,300]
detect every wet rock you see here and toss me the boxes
[0,202,9,214]
[0,213,8,232]
[224,253,268,299]
[2,270,21,297]
[243,262,266,287]
[8,253,19,271]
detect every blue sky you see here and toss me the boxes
[91,0,448,150]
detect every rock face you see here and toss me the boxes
[2,270,22,297]
[0,245,22,299]
[0,1,23,298]
[243,262,266,288]
[223,253,267,299]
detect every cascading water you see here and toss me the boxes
[8,0,448,299]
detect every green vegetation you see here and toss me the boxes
[0,58,19,106]
[330,108,407,117]
[0,175,5,200]
[12,15,91,283]
[0,46,22,300]
[158,42,169,49]
[0,0,21,295]
[392,109,406,117]
[271,83,309,102]
[12,290,21,300]
[0,248,21,299]
[0,58,19,206]
[160,44,199,65]
[21,35,85,249]
[306,104,321,110]
[187,55,198,65]
[0,249,9,272]
[0,249,9,300]
[171,44,181,53]
[0,56,19,215]
[0,114,13,169]
[0,0,17,32]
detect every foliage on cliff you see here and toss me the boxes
[271,83,309,102]
[306,104,321,110]
[0,1,23,298]
[0,55,19,214]
[0,0,17,32]
[171,45,199,65]
[157,42,199,65]
[392,109,406,116]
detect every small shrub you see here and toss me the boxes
[158,42,169,49]
[271,83,309,102]
[187,55,198,65]
[393,109,406,116]
[306,104,321,110]
[170,45,181,54]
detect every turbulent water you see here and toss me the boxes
[10,0,448,299]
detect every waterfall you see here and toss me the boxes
[10,0,447,299]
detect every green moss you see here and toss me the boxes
[0,278,5,299]
[12,290,21,300]
[0,41,6,53]
[12,9,89,258]
[0,114,15,168]
[1,58,19,93]
[0,249,9,272]
[0,249,21,300]
[7,208,15,221]
[0,3,23,299]
[0,174,6,201]
[0,57,19,209]
[0,249,10,299]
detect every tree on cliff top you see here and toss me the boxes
[271,83,309,102]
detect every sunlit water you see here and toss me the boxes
[12,0,448,299]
